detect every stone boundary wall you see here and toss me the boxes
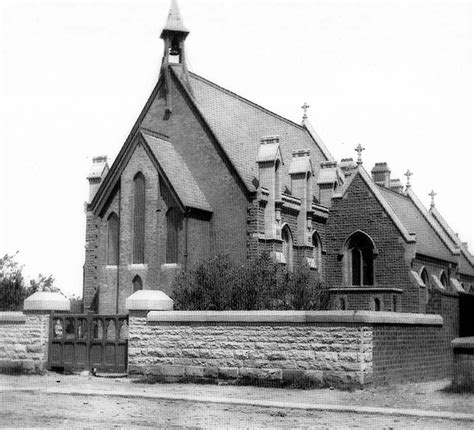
[128,310,444,388]
[452,337,474,388]
[0,312,50,374]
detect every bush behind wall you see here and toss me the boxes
[172,253,330,311]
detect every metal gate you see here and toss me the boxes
[48,313,128,373]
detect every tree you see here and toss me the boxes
[0,253,28,311]
[29,273,58,293]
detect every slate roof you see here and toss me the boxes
[378,186,456,262]
[171,65,331,192]
[141,132,212,212]
[429,206,474,276]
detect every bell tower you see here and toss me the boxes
[160,0,190,114]
[160,0,189,68]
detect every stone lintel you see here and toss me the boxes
[452,337,474,350]
[23,292,70,312]
[125,290,174,311]
[146,310,443,326]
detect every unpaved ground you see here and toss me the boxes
[0,391,471,429]
[1,374,473,429]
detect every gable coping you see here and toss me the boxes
[332,166,416,243]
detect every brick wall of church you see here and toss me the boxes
[324,174,419,312]
[141,75,249,263]
[83,211,99,311]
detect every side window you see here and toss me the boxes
[282,225,294,272]
[132,275,143,292]
[107,212,119,265]
[133,172,145,264]
[345,232,375,286]
[166,208,181,263]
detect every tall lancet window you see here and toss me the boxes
[282,225,294,272]
[107,212,119,265]
[345,232,375,286]
[133,172,145,264]
[166,208,181,263]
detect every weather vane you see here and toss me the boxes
[354,143,365,165]
[301,102,310,120]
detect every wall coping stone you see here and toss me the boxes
[451,337,474,349]
[0,312,26,323]
[23,292,70,311]
[146,310,443,326]
[329,287,403,293]
[125,290,173,311]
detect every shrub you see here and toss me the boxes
[172,253,329,311]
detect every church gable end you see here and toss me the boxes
[326,171,418,312]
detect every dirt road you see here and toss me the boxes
[1,390,472,429]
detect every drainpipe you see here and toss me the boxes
[115,187,121,314]
[184,208,189,272]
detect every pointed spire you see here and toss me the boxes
[161,0,189,37]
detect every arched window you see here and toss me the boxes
[312,232,322,272]
[420,267,429,287]
[133,172,145,263]
[345,232,375,286]
[440,271,448,288]
[166,208,181,263]
[282,225,294,272]
[107,212,119,265]
[373,297,381,311]
[132,275,142,292]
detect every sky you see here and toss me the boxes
[0,0,472,298]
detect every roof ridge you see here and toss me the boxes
[183,68,306,131]
[407,189,460,256]
[377,183,410,200]
[430,206,474,265]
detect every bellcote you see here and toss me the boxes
[160,0,189,68]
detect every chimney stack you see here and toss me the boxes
[371,162,391,188]
[87,156,109,203]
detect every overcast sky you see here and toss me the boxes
[0,0,472,297]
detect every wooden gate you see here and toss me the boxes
[48,313,128,373]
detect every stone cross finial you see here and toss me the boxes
[429,190,437,207]
[354,143,365,165]
[301,102,310,120]
[404,169,413,189]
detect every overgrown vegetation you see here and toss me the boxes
[0,252,82,311]
[172,253,330,311]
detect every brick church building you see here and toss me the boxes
[83,0,474,315]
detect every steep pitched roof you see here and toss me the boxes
[378,187,458,262]
[170,65,332,192]
[429,206,474,275]
[141,132,212,212]
[333,167,416,243]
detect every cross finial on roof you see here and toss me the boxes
[404,169,413,189]
[429,190,437,208]
[301,102,310,120]
[354,143,365,165]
